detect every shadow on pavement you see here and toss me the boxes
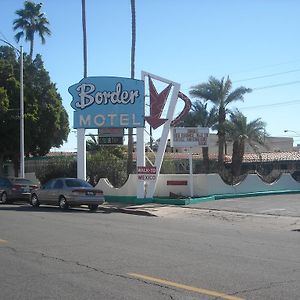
[0,202,158,217]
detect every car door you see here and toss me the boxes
[38,179,55,204]
[52,179,64,204]
[0,178,11,197]
[2,178,13,198]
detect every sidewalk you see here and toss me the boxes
[101,193,300,218]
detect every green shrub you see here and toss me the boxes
[160,159,176,174]
[35,157,76,184]
[87,153,127,187]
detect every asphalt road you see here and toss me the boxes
[0,197,299,300]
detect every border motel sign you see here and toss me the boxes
[69,77,145,129]
[69,73,192,199]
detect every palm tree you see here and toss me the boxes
[127,0,136,176]
[226,109,267,177]
[189,76,252,173]
[13,1,51,59]
[81,0,88,78]
[86,135,126,160]
[181,100,218,173]
[86,135,100,153]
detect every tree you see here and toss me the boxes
[0,46,69,175]
[86,135,126,159]
[189,76,252,173]
[127,0,136,176]
[226,109,267,177]
[0,46,22,175]
[13,1,51,59]
[181,100,218,173]
[81,0,88,78]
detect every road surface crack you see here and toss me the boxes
[231,279,300,297]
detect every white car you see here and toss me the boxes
[30,178,104,211]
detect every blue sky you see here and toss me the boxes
[1,0,300,151]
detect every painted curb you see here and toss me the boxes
[104,189,300,206]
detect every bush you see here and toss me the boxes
[35,157,76,184]
[87,153,127,187]
[160,159,176,174]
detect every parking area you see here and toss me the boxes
[186,193,300,217]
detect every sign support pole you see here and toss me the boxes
[142,72,180,199]
[77,128,86,180]
[136,127,145,199]
[189,148,194,198]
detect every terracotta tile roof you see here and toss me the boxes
[163,151,300,163]
[46,152,76,157]
[241,151,300,163]
[47,150,300,163]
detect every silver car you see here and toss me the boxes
[30,178,104,211]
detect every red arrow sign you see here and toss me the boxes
[145,77,172,129]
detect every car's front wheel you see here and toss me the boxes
[0,192,8,204]
[88,204,98,212]
[59,197,69,210]
[30,194,40,208]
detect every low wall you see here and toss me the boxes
[96,173,300,199]
[97,175,137,197]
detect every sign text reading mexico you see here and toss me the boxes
[69,77,145,129]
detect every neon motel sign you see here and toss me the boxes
[69,77,145,129]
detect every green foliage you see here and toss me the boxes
[35,158,76,185]
[86,135,127,159]
[180,100,218,128]
[35,149,128,187]
[0,46,69,172]
[87,152,127,187]
[226,109,268,177]
[13,1,51,58]
[160,160,176,174]
[0,87,9,112]
[189,76,252,171]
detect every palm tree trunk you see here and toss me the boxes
[29,37,34,60]
[237,142,245,176]
[231,140,239,177]
[217,106,226,173]
[130,0,136,79]
[81,0,88,78]
[202,147,209,173]
[231,141,245,177]
[127,0,136,176]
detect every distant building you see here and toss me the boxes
[169,133,294,154]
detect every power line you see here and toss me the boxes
[252,80,300,90]
[240,99,300,110]
[181,78,300,94]
[0,31,10,42]
[233,69,300,83]
[228,59,300,76]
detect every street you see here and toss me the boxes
[0,196,299,299]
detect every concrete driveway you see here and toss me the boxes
[186,193,300,217]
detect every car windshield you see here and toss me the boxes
[65,179,92,188]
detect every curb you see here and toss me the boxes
[104,189,300,206]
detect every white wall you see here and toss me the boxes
[96,173,300,198]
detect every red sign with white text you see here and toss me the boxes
[137,166,157,181]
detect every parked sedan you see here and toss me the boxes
[0,177,38,204]
[30,178,104,211]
